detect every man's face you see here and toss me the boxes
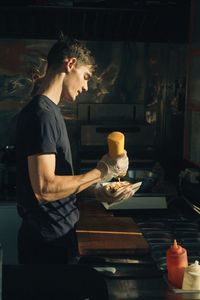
[61,63,92,102]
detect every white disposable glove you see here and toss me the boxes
[96,151,129,182]
[94,181,141,205]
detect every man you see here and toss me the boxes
[16,36,131,264]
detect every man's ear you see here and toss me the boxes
[64,58,77,73]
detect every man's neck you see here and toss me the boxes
[37,71,65,105]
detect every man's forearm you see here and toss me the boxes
[36,168,101,202]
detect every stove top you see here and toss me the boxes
[127,196,200,275]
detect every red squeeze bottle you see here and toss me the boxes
[166,239,188,289]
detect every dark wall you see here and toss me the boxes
[0,0,191,182]
[0,1,191,42]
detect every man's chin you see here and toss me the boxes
[61,95,76,103]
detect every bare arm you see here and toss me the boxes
[28,153,102,203]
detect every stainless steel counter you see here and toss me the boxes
[106,276,200,300]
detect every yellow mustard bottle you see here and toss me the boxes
[107,131,125,158]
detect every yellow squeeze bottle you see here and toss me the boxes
[107,131,125,158]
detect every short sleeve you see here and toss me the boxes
[26,110,58,156]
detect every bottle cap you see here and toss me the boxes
[170,239,185,254]
[187,261,200,275]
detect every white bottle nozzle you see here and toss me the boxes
[194,260,200,266]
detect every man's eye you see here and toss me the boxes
[84,73,91,81]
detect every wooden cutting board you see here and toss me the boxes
[76,200,149,256]
[77,198,114,217]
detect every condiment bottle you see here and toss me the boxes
[107,131,125,179]
[166,239,188,289]
[107,131,125,158]
[182,260,200,290]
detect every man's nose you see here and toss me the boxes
[83,82,88,92]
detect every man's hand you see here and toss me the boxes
[96,151,129,182]
[94,182,135,205]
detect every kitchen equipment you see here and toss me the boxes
[126,168,158,193]
[80,124,155,162]
[78,103,156,169]
[78,103,167,211]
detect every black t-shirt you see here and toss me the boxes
[16,95,79,241]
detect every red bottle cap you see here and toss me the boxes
[169,239,185,255]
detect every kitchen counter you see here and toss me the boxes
[106,276,200,300]
[0,193,199,299]
[76,197,200,300]
[76,202,149,256]
[2,264,109,300]
[2,262,200,300]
